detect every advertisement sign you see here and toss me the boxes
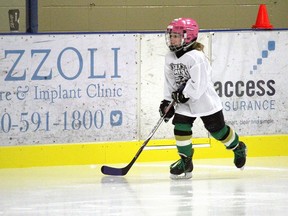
[1,31,287,147]
[0,34,139,145]
[212,31,288,135]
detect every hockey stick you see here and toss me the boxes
[101,100,176,176]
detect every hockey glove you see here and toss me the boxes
[172,83,189,103]
[159,100,175,122]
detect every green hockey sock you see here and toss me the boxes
[177,143,193,157]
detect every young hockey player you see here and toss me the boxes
[159,18,247,179]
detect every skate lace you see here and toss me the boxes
[234,145,246,159]
[170,158,185,170]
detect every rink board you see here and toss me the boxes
[0,31,288,168]
[0,135,287,168]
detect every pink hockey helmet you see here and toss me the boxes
[166,18,199,51]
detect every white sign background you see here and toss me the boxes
[211,31,288,135]
[0,34,139,145]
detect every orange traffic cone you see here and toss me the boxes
[252,4,273,29]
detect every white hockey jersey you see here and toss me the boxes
[163,49,223,117]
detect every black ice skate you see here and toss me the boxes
[233,141,247,170]
[170,149,194,179]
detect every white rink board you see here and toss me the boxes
[212,31,288,135]
[0,31,288,147]
[0,34,139,145]
[139,32,211,139]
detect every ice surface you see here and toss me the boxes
[1,157,288,215]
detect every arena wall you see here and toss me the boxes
[1,0,287,32]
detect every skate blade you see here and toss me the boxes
[239,147,248,171]
[239,166,245,171]
[170,172,192,180]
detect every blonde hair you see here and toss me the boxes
[192,41,204,51]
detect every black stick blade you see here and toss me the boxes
[101,166,125,176]
[101,158,136,176]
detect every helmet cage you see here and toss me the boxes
[165,29,185,52]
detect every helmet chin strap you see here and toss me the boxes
[183,40,196,51]
[169,39,197,52]
[169,45,182,52]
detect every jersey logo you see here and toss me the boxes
[170,63,190,86]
